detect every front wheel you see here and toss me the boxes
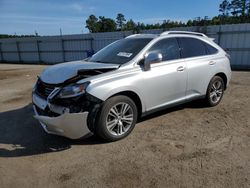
[95,95,138,142]
[205,76,225,107]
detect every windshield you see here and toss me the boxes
[88,38,153,65]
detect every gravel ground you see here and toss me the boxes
[0,64,249,188]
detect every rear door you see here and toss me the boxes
[177,37,219,99]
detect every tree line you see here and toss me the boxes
[86,0,250,33]
[0,34,38,39]
[1,0,250,38]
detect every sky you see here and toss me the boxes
[0,0,222,36]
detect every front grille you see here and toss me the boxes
[36,80,56,98]
[34,105,60,117]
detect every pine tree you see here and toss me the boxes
[124,19,136,31]
[219,0,230,15]
[116,14,126,30]
[230,0,248,16]
[98,16,117,32]
[247,0,250,15]
[85,15,99,33]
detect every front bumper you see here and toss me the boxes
[32,93,91,139]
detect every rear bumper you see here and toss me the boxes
[32,93,91,139]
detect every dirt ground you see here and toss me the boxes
[0,64,249,188]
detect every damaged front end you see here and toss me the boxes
[32,68,113,139]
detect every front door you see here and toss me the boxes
[139,37,187,111]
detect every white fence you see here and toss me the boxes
[1,23,250,69]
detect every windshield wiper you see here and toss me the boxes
[94,60,117,64]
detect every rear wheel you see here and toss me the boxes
[95,95,138,142]
[205,76,225,107]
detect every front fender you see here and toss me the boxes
[87,84,146,113]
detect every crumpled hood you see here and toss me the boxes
[40,60,119,84]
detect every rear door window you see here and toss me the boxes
[177,37,207,58]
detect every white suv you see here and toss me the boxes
[32,31,232,141]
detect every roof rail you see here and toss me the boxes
[125,34,141,38]
[160,31,208,38]
[125,34,157,39]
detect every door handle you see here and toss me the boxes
[209,61,216,65]
[177,66,185,72]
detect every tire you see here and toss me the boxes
[95,95,138,142]
[205,76,225,107]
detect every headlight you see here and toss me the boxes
[58,82,90,99]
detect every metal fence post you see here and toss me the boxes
[217,25,222,46]
[0,42,3,62]
[36,40,41,63]
[16,41,22,63]
[61,39,65,62]
[90,37,94,54]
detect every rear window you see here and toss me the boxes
[205,43,218,55]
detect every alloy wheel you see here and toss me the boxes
[106,102,134,136]
[209,80,223,104]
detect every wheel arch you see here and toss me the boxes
[109,91,143,118]
[214,72,228,90]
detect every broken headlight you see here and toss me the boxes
[58,82,90,99]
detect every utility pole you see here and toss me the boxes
[60,28,62,36]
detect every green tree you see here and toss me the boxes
[124,19,136,31]
[248,0,250,14]
[219,0,230,15]
[98,16,117,32]
[211,16,221,25]
[229,0,240,16]
[116,13,126,30]
[229,0,248,16]
[242,0,247,15]
[84,0,250,34]
[85,15,99,33]
[186,20,193,26]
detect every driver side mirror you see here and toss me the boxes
[143,52,163,71]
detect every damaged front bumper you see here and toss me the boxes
[32,93,91,139]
